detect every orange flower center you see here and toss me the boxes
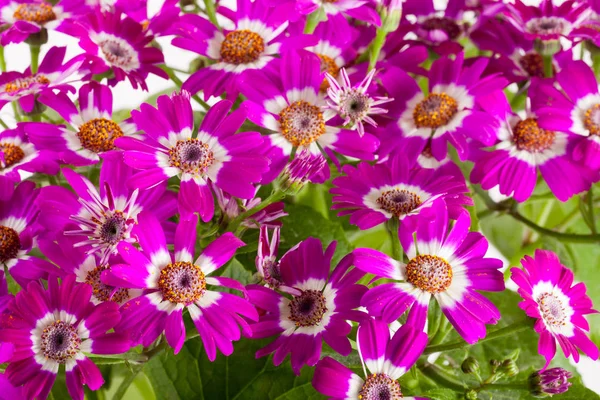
[220,30,265,65]
[406,254,453,294]
[512,118,556,152]
[13,2,56,24]
[77,118,124,153]
[413,93,458,129]
[279,100,326,147]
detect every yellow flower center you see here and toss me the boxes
[220,30,265,65]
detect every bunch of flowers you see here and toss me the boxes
[0,0,599,399]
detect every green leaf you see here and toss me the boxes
[552,378,600,400]
[144,337,324,400]
[479,214,524,260]
[421,388,460,400]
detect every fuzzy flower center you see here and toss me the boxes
[519,53,546,78]
[279,101,326,147]
[77,118,124,153]
[0,143,25,169]
[98,37,139,72]
[318,54,340,91]
[0,226,20,262]
[94,211,130,246]
[377,189,422,217]
[85,264,130,303]
[584,104,600,136]
[526,17,569,37]
[220,30,265,65]
[339,91,371,122]
[512,118,555,152]
[13,2,56,24]
[421,17,461,40]
[40,321,81,364]
[358,373,403,400]
[169,139,215,176]
[537,292,568,328]
[159,261,206,304]
[4,75,50,94]
[413,93,458,129]
[406,254,453,294]
[289,289,327,327]
[262,259,282,288]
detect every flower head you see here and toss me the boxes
[0,275,130,400]
[529,368,572,397]
[256,226,282,288]
[117,91,269,221]
[511,250,599,367]
[354,201,505,344]
[104,213,258,358]
[279,149,328,191]
[247,238,368,374]
[325,68,392,137]
[312,319,428,400]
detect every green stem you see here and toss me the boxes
[30,45,40,75]
[542,55,553,78]
[11,101,21,122]
[112,363,144,400]
[304,10,322,34]
[0,118,8,129]
[0,46,6,71]
[424,318,533,355]
[369,28,387,71]
[203,0,219,28]
[386,217,401,261]
[227,190,285,233]
[418,361,467,391]
[588,187,597,234]
[161,65,210,110]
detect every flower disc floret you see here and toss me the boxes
[279,100,326,147]
[421,17,461,40]
[406,254,453,294]
[159,261,207,304]
[13,2,56,24]
[40,321,81,364]
[512,118,556,152]
[0,226,20,262]
[98,37,140,72]
[358,373,403,400]
[526,17,570,37]
[519,53,546,78]
[288,289,328,327]
[169,138,215,175]
[85,264,130,303]
[220,30,265,65]
[0,143,25,168]
[376,189,422,218]
[94,211,130,246]
[537,292,569,328]
[77,118,124,153]
[4,75,50,94]
[413,93,458,129]
[318,54,339,91]
[584,104,600,136]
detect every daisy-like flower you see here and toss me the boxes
[173,0,294,100]
[470,102,594,202]
[0,0,90,45]
[331,155,472,231]
[104,213,258,357]
[24,82,137,166]
[325,68,392,137]
[354,201,505,344]
[535,60,600,170]
[0,46,86,114]
[312,319,428,400]
[213,185,287,229]
[1,181,58,287]
[296,0,380,26]
[71,9,167,89]
[503,0,592,53]
[0,126,58,201]
[241,50,379,183]
[0,275,130,400]
[380,55,507,161]
[35,152,177,263]
[256,225,282,288]
[511,250,599,368]
[117,92,269,221]
[247,238,368,375]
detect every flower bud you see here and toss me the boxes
[499,359,519,377]
[461,357,480,375]
[464,389,478,400]
[528,368,572,397]
[277,150,326,194]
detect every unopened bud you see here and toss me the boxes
[528,368,572,397]
[499,359,519,377]
[277,150,326,194]
[461,357,480,375]
[464,389,478,400]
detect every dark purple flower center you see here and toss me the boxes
[279,101,326,147]
[13,3,56,24]
[40,321,81,364]
[77,118,124,153]
[376,189,422,217]
[97,211,129,246]
[98,38,139,71]
[0,225,20,262]
[406,254,453,294]
[421,17,462,40]
[413,93,458,129]
[0,143,25,169]
[262,259,282,288]
[85,264,130,303]
[220,30,265,65]
[512,118,556,153]
[358,373,403,400]
[340,91,371,122]
[159,261,206,304]
[537,292,568,328]
[519,53,547,78]
[526,17,569,37]
[169,139,215,176]
[584,104,600,136]
[288,289,327,327]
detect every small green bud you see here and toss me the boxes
[461,357,480,375]
[464,389,478,400]
[499,359,519,377]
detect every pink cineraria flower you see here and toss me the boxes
[0,275,130,400]
[511,250,599,368]
[354,201,505,344]
[247,238,367,375]
[116,92,269,222]
[0,46,86,114]
[104,213,258,358]
[325,68,392,137]
[312,319,428,400]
